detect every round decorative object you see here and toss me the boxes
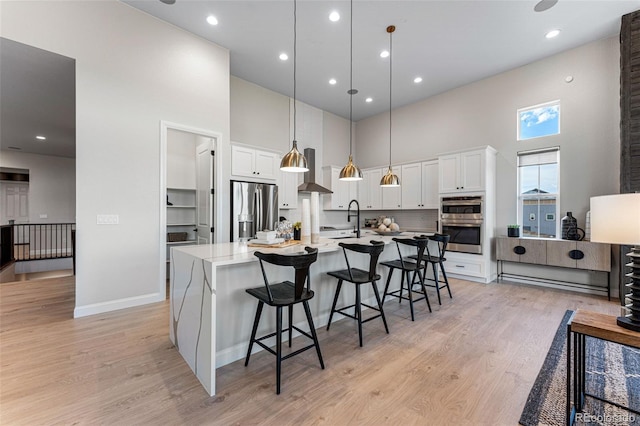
[513,246,526,255]
[374,230,402,236]
[569,249,585,260]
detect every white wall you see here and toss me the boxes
[356,36,620,232]
[0,1,230,316]
[0,151,75,223]
[167,129,197,190]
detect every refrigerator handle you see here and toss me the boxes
[255,186,262,234]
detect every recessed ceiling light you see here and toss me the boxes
[365,97,373,103]
[329,11,340,22]
[36,135,46,140]
[545,29,561,39]
[414,77,423,84]
[279,53,288,61]
[380,50,389,58]
[206,15,218,26]
[329,78,337,85]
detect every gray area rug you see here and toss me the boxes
[519,310,640,426]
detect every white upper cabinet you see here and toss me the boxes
[358,168,383,210]
[278,169,298,209]
[439,148,488,193]
[231,144,279,180]
[400,160,439,209]
[323,166,357,210]
[381,167,402,210]
[421,160,439,209]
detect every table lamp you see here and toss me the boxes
[590,193,640,332]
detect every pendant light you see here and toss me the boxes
[280,0,309,173]
[380,25,400,187]
[339,0,363,181]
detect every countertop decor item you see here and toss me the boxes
[279,0,308,173]
[507,225,520,237]
[338,0,363,182]
[590,193,640,332]
[379,25,400,188]
[374,230,402,236]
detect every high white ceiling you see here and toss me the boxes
[1,1,638,160]
[0,38,76,158]
[124,0,640,121]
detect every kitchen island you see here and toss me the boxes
[169,231,432,396]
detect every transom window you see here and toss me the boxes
[517,148,560,238]
[517,100,560,141]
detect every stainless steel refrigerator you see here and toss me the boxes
[230,180,278,242]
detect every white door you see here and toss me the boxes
[1,182,29,223]
[196,139,214,244]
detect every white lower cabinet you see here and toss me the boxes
[442,251,494,283]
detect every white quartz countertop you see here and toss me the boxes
[172,230,433,267]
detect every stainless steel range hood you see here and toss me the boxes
[298,148,333,194]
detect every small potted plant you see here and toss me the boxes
[507,224,520,238]
[293,222,302,240]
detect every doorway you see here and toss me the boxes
[0,38,76,283]
[160,121,220,298]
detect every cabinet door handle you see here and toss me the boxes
[455,265,465,268]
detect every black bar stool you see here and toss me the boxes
[423,233,452,305]
[326,240,388,347]
[244,247,324,395]
[380,237,432,321]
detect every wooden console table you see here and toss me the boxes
[496,237,611,300]
[566,310,640,425]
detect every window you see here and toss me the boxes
[517,100,560,141]
[517,148,559,238]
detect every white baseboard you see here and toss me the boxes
[74,292,164,318]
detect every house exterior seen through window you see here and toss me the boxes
[517,148,560,238]
[517,100,560,141]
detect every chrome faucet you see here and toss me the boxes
[347,199,360,238]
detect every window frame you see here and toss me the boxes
[517,100,561,141]
[516,147,560,239]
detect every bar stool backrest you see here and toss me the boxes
[338,240,386,281]
[393,237,429,267]
[254,247,319,301]
[428,233,450,260]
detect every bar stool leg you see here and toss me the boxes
[399,270,406,303]
[303,300,325,369]
[276,306,283,395]
[371,280,389,334]
[245,301,264,366]
[288,306,293,347]
[431,261,442,305]
[440,260,452,299]
[326,279,343,331]
[405,270,415,321]
[356,284,363,347]
[382,269,394,304]
[417,269,432,313]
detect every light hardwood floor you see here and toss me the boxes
[0,276,619,425]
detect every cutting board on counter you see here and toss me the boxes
[247,240,300,248]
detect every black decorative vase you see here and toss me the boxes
[294,229,301,241]
[507,228,519,238]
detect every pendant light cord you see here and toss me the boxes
[293,0,297,142]
[349,0,353,157]
[388,27,393,169]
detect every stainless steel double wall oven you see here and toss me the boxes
[440,195,483,254]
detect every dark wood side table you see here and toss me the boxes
[566,310,640,425]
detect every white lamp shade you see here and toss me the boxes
[590,193,640,245]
